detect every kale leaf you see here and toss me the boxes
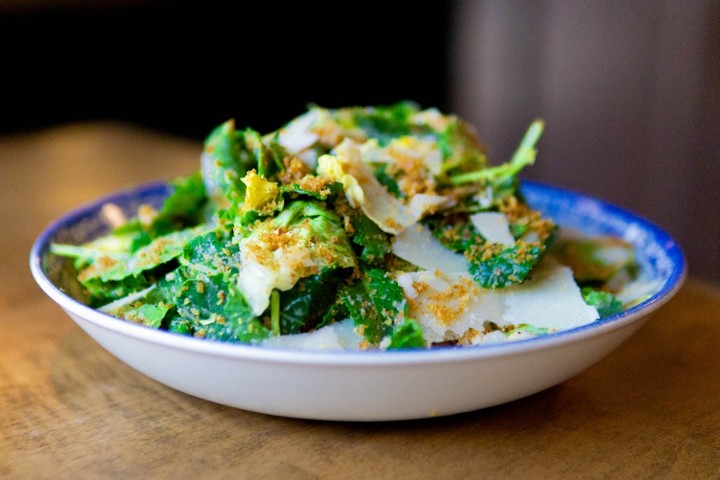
[581,287,623,317]
[349,211,392,265]
[428,209,554,289]
[388,319,426,349]
[338,267,408,346]
[278,267,350,334]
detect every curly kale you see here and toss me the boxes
[427,206,556,289]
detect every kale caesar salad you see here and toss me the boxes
[50,102,644,350]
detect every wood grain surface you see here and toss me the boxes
[1,123,718,480]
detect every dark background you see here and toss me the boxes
[0,1,454,140]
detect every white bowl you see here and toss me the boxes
[30,180,685,421]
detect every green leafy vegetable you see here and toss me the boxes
[49,102,638,350]
[349,211,392,265]
[202,119,250,208]
[162,270,269,343]
[450,120,544,185]
[427,207,555,289]
[468,242,546,289]
[339,268,408,345]
[278,267,349,335]
[388,319,426,349]
[347,101,418,146]
[150,171,208,237]
[581,287,623,317]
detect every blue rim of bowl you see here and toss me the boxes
[30,180,686,366]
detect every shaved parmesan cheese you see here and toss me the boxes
[319,139,453,234]
[358,139,389,164]
[317,152,365,207]
[410,107,451,132]
[359,136,442,176]
[278,109,319,155]
[386,136,443,176]
[236,257,276,315]
[396,270,504,344]
[470,211,515,246]
[407,194,454,219]
[319,139,417,234]
[236,226,318,316]
[396,257,599,345]
[502,257,599,330]
[262,319,363,351]
[392,223,470,274]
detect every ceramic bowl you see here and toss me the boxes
[30,180,685,421]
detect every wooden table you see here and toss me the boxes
[2,122,719,479]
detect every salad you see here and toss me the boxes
[50,102,641,350]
